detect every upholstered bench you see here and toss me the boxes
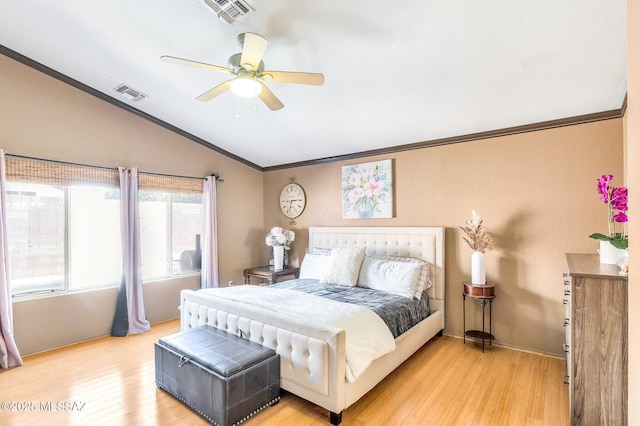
[155,325,280,426]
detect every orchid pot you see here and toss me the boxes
[589,174,628,264]
[598,240,627,265]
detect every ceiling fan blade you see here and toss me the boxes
[257,82,284,111]
[196,80,233,102]
[261,71,325,86]
[239,33,268,72]
[161,55,232,73]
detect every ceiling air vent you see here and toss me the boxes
[199,0,255,25]
[113,83,147,102]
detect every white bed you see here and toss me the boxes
[180,226,445,424]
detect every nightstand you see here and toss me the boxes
[243,266,300,285]
[462,281,496,352]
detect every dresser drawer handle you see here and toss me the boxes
[563,318,569,327]
[563,299,568,305]
[563,280,570,286]
[563,344,570,353]
[563,374,570,385]
[562,272,568,278]
[564,289,570,296]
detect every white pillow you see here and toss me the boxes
[299,253,332,280]
[357,257,422,299]
[368,255,431,299]
[319,247,366,286]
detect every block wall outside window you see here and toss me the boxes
[139,192,204,281]
[7,182,204,297]
[6,185,65,294]
[172,196,204,274]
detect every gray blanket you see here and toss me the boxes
[271,279,430,338]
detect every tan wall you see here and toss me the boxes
[12,277,202,354]
[627,0,639,422]
[0,47,629,362]
[0,55,265,354]
[264,120,623,355]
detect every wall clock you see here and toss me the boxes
[280,183,306,219]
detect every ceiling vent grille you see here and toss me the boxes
[113,84,147,102]
[199,0,255,25]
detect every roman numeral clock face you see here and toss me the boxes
[279,183,306,219]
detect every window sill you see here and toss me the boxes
[12,273,201,302]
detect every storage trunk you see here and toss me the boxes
[155,325,280,425]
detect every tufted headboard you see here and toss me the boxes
[308,226,445,314]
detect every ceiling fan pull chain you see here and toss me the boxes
[235,95,240,118]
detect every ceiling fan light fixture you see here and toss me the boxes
[162,32,323,110]
[230,76,262,98]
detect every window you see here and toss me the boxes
[6,182,122,296]
[139,192,203,281]
[6,183,65,294]
[68,186,122,288]
[5,156,205,297]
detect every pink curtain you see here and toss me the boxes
[119,167,150,334]
[201,175,219,289]
[0,150,23,369]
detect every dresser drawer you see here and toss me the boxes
[562,272,571,319]
[562,273,571,385]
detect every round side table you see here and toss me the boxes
[462,281,496,352]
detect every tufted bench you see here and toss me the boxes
[155,325,280,426]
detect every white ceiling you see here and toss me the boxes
[0,0,627,169]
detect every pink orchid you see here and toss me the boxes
[590,174,628,249]
[597,174,614,203]
[613,212,628,223]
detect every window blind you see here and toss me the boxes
[5,156,119,188]
[5,155,204,194]
[138,173,203,194]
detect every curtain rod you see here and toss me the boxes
[5,153,223,182]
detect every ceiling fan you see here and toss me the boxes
[161,32,324,111]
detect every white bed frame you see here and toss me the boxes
[180,226,445,424]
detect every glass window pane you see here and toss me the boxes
[68,186,122,289]
[6,182,65,295]
[139,191,169,281]
[172,194,203,275]
[6,178,202,296]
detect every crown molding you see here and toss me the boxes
[2,44,626,173]
[0,45,262,171]
[264,105,625,171]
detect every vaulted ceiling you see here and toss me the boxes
[0,1,627,169]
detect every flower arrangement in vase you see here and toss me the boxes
[265,227,295,270]
[460,210,493,285]
[589,174,628,264]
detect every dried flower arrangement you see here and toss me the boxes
[460,210,493,253]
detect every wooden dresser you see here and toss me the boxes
[564,253,628,425]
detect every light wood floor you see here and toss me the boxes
[0,320,569,425]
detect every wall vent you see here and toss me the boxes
[113,84,147,102]
[199,0,255,25]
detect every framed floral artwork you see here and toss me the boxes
[342,159,393,219]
